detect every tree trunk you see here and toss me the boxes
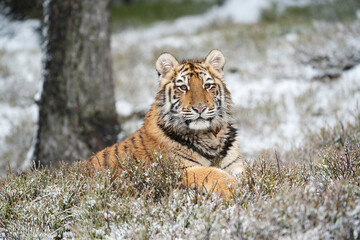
[33,0,120,167]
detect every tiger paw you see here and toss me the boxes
[182,166,237,200]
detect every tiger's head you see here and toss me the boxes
[155,50,233,132]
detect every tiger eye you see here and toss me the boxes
[204,83,213,90]
[178,85,187,91]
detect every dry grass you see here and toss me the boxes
[1,117,359,239]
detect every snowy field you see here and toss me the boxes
[111,0,360,154]
[0,0,360,176]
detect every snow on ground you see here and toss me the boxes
[0,13,41,174]
[111,1,360,156]
[111,0,283,124]
[230,64,360,153]
[0,14,40,51]
[111,0,287,115]
[112,0,270,51]
[0,0,360,175]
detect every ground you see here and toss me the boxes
[0,0,359,173]
[1,119,359,238]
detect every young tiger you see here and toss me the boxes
[87,50,245,199]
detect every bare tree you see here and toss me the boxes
[32,0,120,167]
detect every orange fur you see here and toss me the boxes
[87,50,244,199]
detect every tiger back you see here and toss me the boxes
[87,50,245,199]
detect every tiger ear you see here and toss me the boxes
[205,50,225,72]
[156,53,178,76]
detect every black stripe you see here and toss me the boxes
[158,89,165,99]
[179,64,186,72]
[188,63,194,70]
[157,82,171,107]
[157,102,165,108]
[175,153,202,165]
[102,148,108,160]
[219,124,237,159]
[194,138,218,153]
[216,98,222,108]
[170,109,179,114]
[114,144,119,159]
[88,156,95,166]
[130,136,136,148]
[223,157,239,170]
[167,86,172,103]
[103,148,110,167]
[158,122,216,160]
[93,155,102,168]
[139,131,151,160]
[203,144,218,152]
[157,86,166,107]
[170,100,180,110]
[181,67,190,73]
[218,82,224,96]
[197,65,206,71]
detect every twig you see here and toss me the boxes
[275,149,281,175]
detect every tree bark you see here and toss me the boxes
[33,0,119,166]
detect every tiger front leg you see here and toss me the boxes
[227,162,246,177]
[182,166,237,200]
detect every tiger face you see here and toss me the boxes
[155,50,232,132]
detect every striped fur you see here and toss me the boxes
[87,50,245,199]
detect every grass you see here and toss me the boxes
[261,0,360,24]
[0,51,10,79]
[1,117,359,239]
[110,0,217,32]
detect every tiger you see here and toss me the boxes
[87,50,245,199]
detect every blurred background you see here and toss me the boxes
[0,0,359,176]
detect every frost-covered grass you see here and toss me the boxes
[1,118,359,239]
[0,0,360,176]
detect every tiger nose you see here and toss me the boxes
[193,105,206,114]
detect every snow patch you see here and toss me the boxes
[112,0,272,52]
[0,103,37,146]
[0,14,40,51]
[116,100,134,117]
[214,0,269,24]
